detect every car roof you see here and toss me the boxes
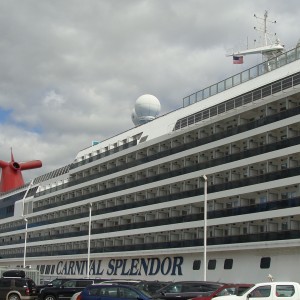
[87,284,142,289]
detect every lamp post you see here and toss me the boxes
[23,218,28,268]
[22,180,33,268]
[87,203,92,278]
[201,175,208,281]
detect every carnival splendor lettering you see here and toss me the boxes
[39,257,183,276]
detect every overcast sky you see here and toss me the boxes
[0,0,299,182]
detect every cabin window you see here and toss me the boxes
[193,260,201,270]
[224,259,233,269]
[260,257,271,269]
[208,259,216,270]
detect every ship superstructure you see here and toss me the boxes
[0,15,300,283]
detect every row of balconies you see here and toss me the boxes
[35,100,300,203]
[2,193,300,246]
[68,96,300,180]
[1,219,300,258]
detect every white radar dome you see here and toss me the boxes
[132,94,161,126]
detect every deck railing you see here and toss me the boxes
[183,45,300,107]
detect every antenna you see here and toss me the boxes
[254,10,278,47]
[228,11,284,63]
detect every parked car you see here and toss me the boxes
[0,276,37,300]
[190,284,254,300]
[99,279,171,295]
[38,278,106,300]
[36,278,78,293]
[153,281,224,300]
[79,284,153,300]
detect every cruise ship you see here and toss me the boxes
[1,13,300,283]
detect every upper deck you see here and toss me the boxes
[183,45,300,107]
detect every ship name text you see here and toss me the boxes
[38,256,184,276]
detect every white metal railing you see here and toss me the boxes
[183,46,300,107]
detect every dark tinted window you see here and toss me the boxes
[119,287,140,298]
[260,257,271,269]
[208,259,216,270]
[51,279,65,287]
[15,279,25,287]
[76,280,93,287]
[202,284,223,291]
[193,260,201,270]
[182,283,204,292]
[0,279,11,287]
[224,259,233,269]
[163,283,182,293]
[63,280,76,288]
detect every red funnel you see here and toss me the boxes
[0,149,42,192]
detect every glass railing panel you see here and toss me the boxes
[241,69,250,82]
[249,65,258,79]
[189,93,196,104]
[203,87,210,99]
[258,62,267,75]
[225,77,233,89]
[217,81,225,93]
[183,96,190,107]
[196,91,203,102]
[210,84,217,96]
[268,58,277,71]
[287,49,296,63]
[277,53,287,67]
[233,73,241,86]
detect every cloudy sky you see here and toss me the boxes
[0,0,299,181]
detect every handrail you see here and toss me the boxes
[183,46,300,107]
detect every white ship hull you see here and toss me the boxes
[4,244,300,282]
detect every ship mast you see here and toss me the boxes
[229,10,285,62]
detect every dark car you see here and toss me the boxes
[38,278,106,300]
[37,278,78,293]
[99,280,170,295]
[0,276,37,300]
[190,284,254,300]
[79,284,153,300]
[153,281,224,300]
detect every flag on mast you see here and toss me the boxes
[233,56,243,64]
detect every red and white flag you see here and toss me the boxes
[233,56,243,64]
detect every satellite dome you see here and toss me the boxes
[132,94,161,126]
[131,108,139,126]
